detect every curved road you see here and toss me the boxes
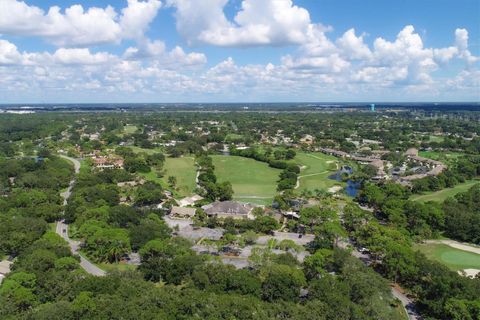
[56,155,106,276]
[344,241,421,320]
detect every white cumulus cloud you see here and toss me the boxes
[168,0,312,46]
[0,0,161,46]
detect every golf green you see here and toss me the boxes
[414,243,480,271]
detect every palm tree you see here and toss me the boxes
[108,240,126,263]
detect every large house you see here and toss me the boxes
[92,156,124,169]
[170,206,197,219]
[399,147,447,185]
[202,201,256,219]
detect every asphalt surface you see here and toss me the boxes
[339,239,421,320]
[56,155,106,276]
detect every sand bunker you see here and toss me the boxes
[328,186,343,193]
[459,269,480,278]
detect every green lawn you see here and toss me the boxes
[130,146,164,155]
[418,150,464,165]
[293,152,341,192]
[162,157,197,197]
[225,133,244,143]
[48,222,56,232]
[411,180,479,202]
[124,125,138,134]
[428,135,444,143]
[140,157,197,197]
[212,155,281,205]
[98,262,137,273]
[414,243,480,271]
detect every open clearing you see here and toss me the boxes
[414,242,480,272]
[140,157,197,197]
[293,152,341,192]
[411,180,479,202]
[212,155,280,205]
[130,146,164,155]
[124,124,138,134]
[428,135,445,143]
[161,157,197,197]
[418,150,464,165]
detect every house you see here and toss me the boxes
[300,134,314,145]
[202,201,256,219]
[178,194,204,207]
[170,206,197,219]
[283,211,300,219]
[92,156,124,169]
[404,148,419,157]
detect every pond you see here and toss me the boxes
[328,165,361,197]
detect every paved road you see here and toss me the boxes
[56,220,106,276]
[56,155,106,276]
[390,285,421,320]
[339,239,421,320]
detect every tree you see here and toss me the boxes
[242,230,258,245]
[0,272,38,312]
[303,249,334,279]
[129,214,171,251]
[261,264,306,302]
[167,176,177,189]
[139,238,200,284]
[135,182,164,206]
[285,149,296,160]
[83,227,131,263]
[254,216,280,234]
[215,181,234,201]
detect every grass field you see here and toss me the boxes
[418,150,464,165]
[212,155,281,205]
[293,152,341,192]
[411,180,479,202]
[124,125,138,134]
[130,146,164,155]
[98,262,137,273]
[140,157,197,197]
[428,135,444,143]
[162,157,197,197]
[414,243,480,271]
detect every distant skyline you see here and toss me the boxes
[0,0,478,102]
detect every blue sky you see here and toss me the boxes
[0,0,478,102]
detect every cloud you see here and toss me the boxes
[455,28,478,65]
[52,48,118,65]
[0,0,161,46]
[0,5,478,104]
[168,0,312,46]
[0,40,23,65]
[120,0,162,40]
[336,28,372,60]
[123,40,206,68]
